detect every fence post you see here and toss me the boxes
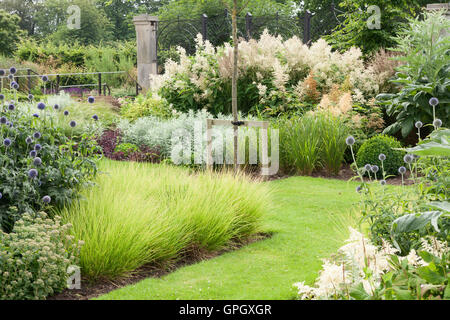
[303,11,312,46]
[27,69,32,94]
[202,14,208,40]
[98,73,102,96]
[245,12,253,40]
[133,15,159,92]
[56,75,60,94]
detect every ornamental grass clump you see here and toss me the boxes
[0,212,82,300]
[59,160,271,281]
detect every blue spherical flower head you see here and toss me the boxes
[398,166,407,175]
[380,180,387,186]
[0,116,7,124]
[378,153,386,162]
[9,67,17,75]
[415,121,423,129]
[88,96,95,104]
[429,97,439,107]
[42,195,51,204]
[12,82,19,90]
[356,185,362,193]
[34,144,42,151]
[7,74,13,80]
[29,150,37,157]
[33,113,39,118]
[54,104,60,110]
[33,157,42,166]
[37,102,46,110]
[371,165,379,173]
[364,164,371,171]
[3,138,12,147]
[28,169,38,179]
[0,69,4,76]
[345,136,355,146]
[0,94,4,101]
[8,103,15,111]
[92,114,99,121]
[25,137,33,144]
[69,120,77,128]
[33,132,41,139]
[433,119,442,128]
[28,94,34,101]
[64,110,69,116]
[41,75,49,82]
[403,154,413,164]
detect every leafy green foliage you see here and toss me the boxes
[114,143,139,158]
[377,11,450,137]
[0,212,82,300]
[0,9,25,56]
[406,129,450,157]
[0,101,99,232]
[120,93,174,120]
[356,134,404,176]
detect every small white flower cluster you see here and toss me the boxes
[293,228,448,300]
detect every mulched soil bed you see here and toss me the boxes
[48,233,271,300]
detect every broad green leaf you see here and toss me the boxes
[392,211,443,234]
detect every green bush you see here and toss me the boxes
[114,143,139,157]
[0,212,82,300]
[0,98,99,232]
[120,93,174,120]
[356,135,404,177]
[59,160,271,281]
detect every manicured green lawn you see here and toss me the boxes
[96,176,360,300]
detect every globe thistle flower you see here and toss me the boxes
[33,113,39,118]
[42,195,51,204]
[92,114,99,121]
[415,121,423,129]
[371,165,379,173]
[33,132,41,139]
[25,137,33,144]
[53,104,60,110]
[0,94,4,100]
[29,150,37,157]
[429,97,439,107]
[41,75,49,82]
[378,153,386,161]
[64,110,69,116]
[380,180,387,186]
[3,138,12,147]
[28,94,34,101]
[356,185,362,193]
[28,169,38,179]
[403,154,413,164]
[10,81,19,89]
[37,102,46,110]
[69,120,77,128]
[88,96,95,104]
[0,69,4,76]
[345,136,355,146]
[33,157,42,166]
[398,166,407,175]
[8,103,15,111]
[7,74,13,80]
[0,116,7,124]
[9,67,17,75]
[433,119,442,128]
[364,164,371,171]
[34,144,42,151]
[0,192,2,199]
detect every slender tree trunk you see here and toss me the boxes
[232,0,239,173]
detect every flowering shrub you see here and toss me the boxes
[0,94,99,232]
[0,212,82,300]
[294,228,449,300]
[150,32,385,116]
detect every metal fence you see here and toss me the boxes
[156,6,340,63]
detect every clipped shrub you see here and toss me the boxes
[120,93,174,120]
[356,135,404,176]
[0,212,82,300]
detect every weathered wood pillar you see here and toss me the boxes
[133,15,159,92]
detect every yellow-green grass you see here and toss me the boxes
[96,175,361,300]
[59,160,271,281]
